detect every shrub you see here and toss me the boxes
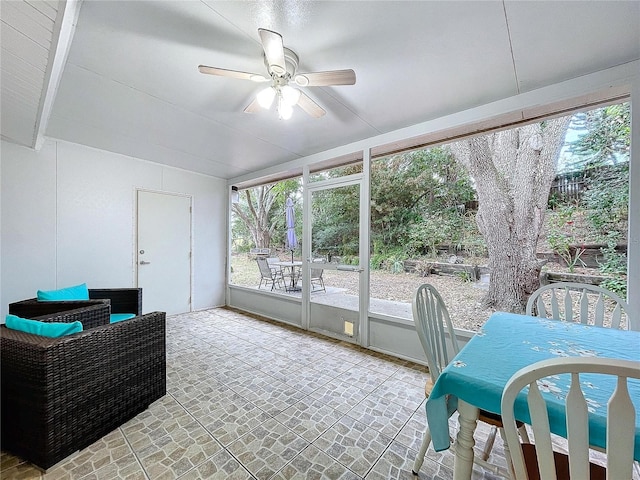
[599,278,627,299]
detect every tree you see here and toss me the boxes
[370,148,475,252]
[566,102,630,167]
[232,180,299,249]
[450,117,571,312]
[311,168,360,256]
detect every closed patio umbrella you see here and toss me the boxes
[285,197,298,263]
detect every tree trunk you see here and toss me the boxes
[451,118,571,312]
[231,186,276,249]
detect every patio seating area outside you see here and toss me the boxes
[231,254,629,332]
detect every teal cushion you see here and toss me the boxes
[110,313,136,324]
[37,283,89,301]
[5,314,83,338]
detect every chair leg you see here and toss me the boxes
[499,427,515,480]
[480,425,497,461]
[411,428,432,475]
[517,423,530,443]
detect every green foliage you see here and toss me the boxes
[599,278,627,298]
[406,214,453,256]
[566,103,630,167]
[456,271,472,283]
[385,252,407,274]
[341,255,359,266]
[598,232,627,274]
[370,148,476,255]
[405,211,482,258]
[546,206,585,273]
[369,253,386,270]
[596,231,627,299]
[368,250,407,273]
[582,163,629,235]
[311,183,359,256]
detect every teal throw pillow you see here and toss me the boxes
[37,283,90,301]
[110,313,136,323]
[5,314,83,338]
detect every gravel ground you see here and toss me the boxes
[230,254,606,332]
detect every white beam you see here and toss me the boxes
[627,74,640,329]
[34,0,83,150]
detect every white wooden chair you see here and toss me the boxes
[526,282,629,330]
[501,357,640,480]
[411,284,529,478]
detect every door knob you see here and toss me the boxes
[139,260,151,265]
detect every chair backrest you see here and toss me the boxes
[266,257,280,267]
[256,257,273,278]
[310,268,323,279]
[412,284,460,384]
[526,282,629,330]
[501,357,640,480]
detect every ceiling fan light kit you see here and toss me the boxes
[199,28,356,120]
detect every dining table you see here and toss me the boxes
[425,311,640,480]
[271,260,303,292]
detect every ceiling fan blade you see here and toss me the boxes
[294,69,356,87]
[243,98,262,114]
[198,65,267,82]
[297,91,326,118]
[258,28,286,76]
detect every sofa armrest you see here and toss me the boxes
[89,288,142,315]
[9,299,111,330]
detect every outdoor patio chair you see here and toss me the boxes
[526,282,629,329]
[257,257,284,290]
[266,257,281,273]
[411,283,529,478]
[310,267,326,292]
[1,310,166,470]
[501,357,639,480]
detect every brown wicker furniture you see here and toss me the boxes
[9,288,142,324]
[8,300,111,329]
[1,310,166,470]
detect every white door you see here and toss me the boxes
[137,190,192,314]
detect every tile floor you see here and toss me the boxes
[1,307,510,480]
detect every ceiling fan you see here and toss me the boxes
[198,28,356,120]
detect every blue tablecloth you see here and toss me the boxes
[425,312,640,459]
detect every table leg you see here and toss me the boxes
[454,399,479,480]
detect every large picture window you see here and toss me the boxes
[229,102,630,332]
[368,102,629,331]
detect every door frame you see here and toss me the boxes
[135,188,194,313]
[302,162,371,345]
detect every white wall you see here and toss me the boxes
[1,139,226,320]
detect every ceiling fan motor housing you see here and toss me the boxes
[264,47,299,79]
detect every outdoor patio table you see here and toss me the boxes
[272,261,302,292]
[425,312,640,480]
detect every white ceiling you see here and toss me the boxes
[2,1,639,179]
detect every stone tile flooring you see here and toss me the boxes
[1,307,510,479]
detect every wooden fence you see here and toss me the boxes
[549,164,621,202]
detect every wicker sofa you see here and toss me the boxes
[0,309,166,470]
[8,288,142,324]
